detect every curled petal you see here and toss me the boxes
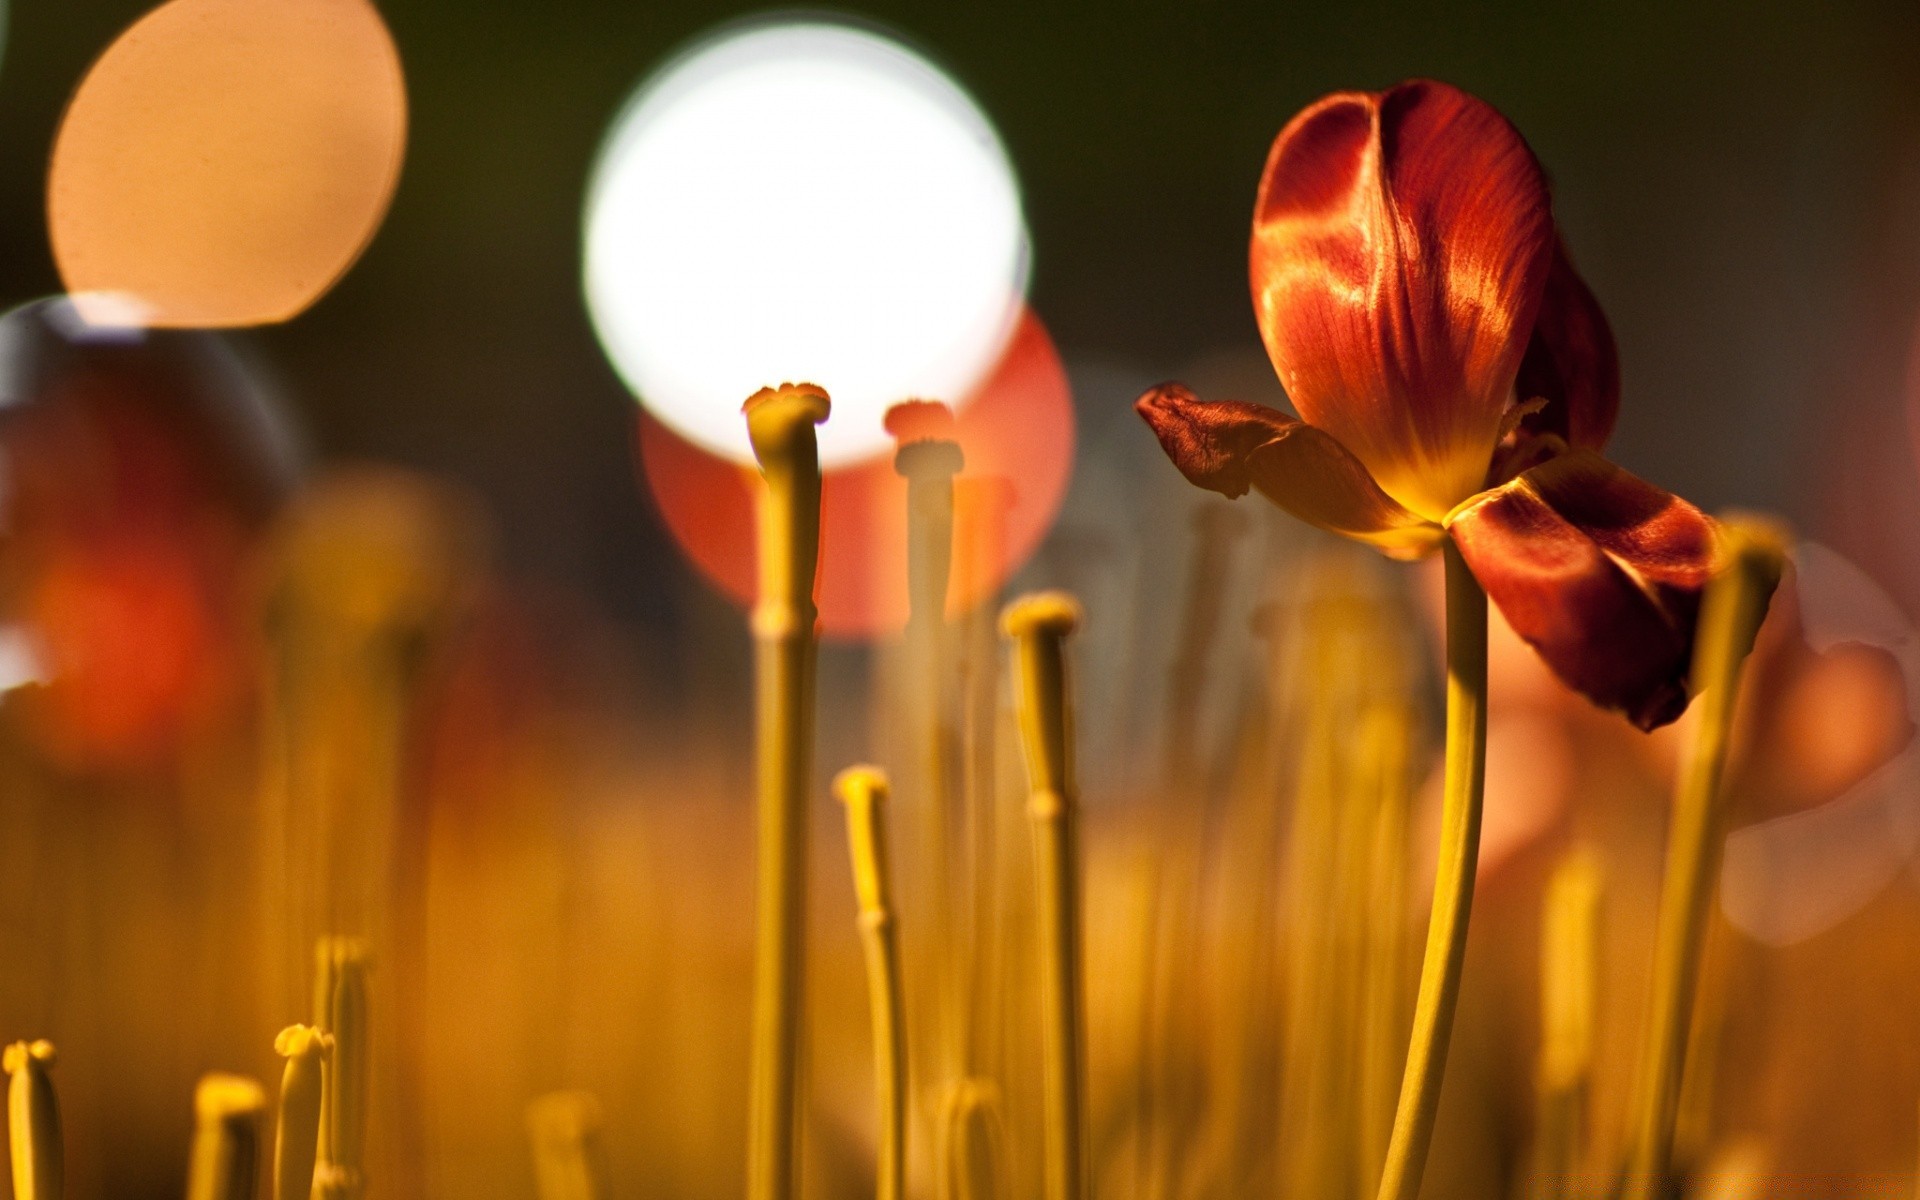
[1252,79,1555,521]
[1512,241,1619,454]
[1136,384,1441,558]
[1448,451,1729,729]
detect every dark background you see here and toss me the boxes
[5,0,1920,648]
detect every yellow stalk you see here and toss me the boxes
[6,1040,60,1200]
[744,383,831,1200]
[1622,520,1786,1200]
[1195,598,1293,1195]
[1373,537,1487,1200]
[1004,591,1087,1200]
[835,766,909,1200]
[1357,702,1415,1199]
[1147,504,1249,1200]
[942,1079,1008,1200]
[893,416,967,1104]
[313,936,370,1197]
[1531,849,1604,1200]
[187,1075,268,1200]
[526,1091,608,1200]
[272,1025,330,1200]
[953,476,1017,1104]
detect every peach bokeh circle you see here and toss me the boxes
[48,0,406,328]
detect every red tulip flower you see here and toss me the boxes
[1138,79,1727,730]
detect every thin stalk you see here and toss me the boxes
[1622,521,1785,1200]
[954,476,1016,1096]
[1148,504,1248,1200]
[745,384,831,1200]
[943,1080,1009,1200]
[1357,703,1415,1200]
[1531,850,1603,1200]
[5,1041,60,1200]
[892,414,966,1090]
[835,766,909,1200]
[272,1025,329,1200]
[1373,538,1487,1200]
[313,936,370,1197]
[186,1075,267,1200]
[1005,591,1087,1200]
[526,1091,608,1200]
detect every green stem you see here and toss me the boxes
[1373,538,1487,1200]
[1622,523,1783,1200]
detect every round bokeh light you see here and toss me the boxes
[47,0,406,329]
[584,18,1030,467]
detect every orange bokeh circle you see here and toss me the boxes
[637,308,1075,640]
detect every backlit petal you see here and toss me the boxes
[1448,451,1733,730]
[1136,384,1441,558]
[1251,80,1554,520]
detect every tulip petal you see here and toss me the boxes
[1512,241,1619,452]
[1252,79,1554,521]
[1136,384,1441,558]
[1448,451,1729,730]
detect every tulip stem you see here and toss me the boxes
[1621,522,1784,1200]
[1373,538,1486,1200]
[745,386,831,1200]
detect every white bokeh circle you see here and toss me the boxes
[583,19,1030,466]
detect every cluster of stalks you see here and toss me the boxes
[734,377,1792,1200]
[0,379,1812,1200]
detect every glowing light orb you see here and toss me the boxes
[585,19,1030,468]
[48,0,406,328]
[639,308,1073,639]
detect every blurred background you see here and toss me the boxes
[10,1,1920,646]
